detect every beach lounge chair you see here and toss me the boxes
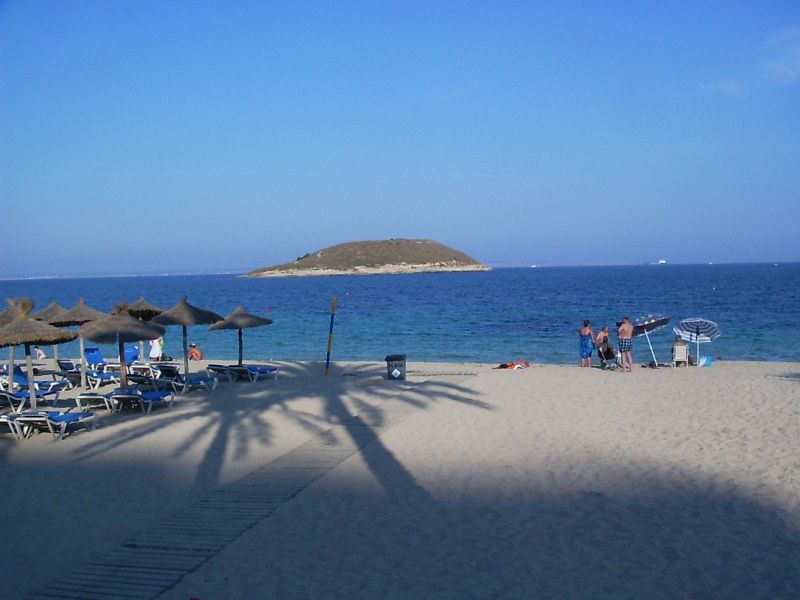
[206,364,232,380]
[57,359,81,372]
[75,391,117,412]
[123,344,139,364]
[248,365,279,381]
[86,369,121,389]
[226,364,280,383]
[154,364,217,393]
[0,388,61,413]
[14,410,97,440]
[107,388,174,414]
[672,344,689,367]
[10,365,70,394]
[83,347,108,371]
[0,413,21,440]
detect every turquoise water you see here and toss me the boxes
[1,264,798,364]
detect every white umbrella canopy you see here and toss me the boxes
[0,299,78,410]
[674,318,722,364]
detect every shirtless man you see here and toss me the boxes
[188,343,203,361]
[618,317,634,371]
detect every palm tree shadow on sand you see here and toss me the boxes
[71,361,490,498]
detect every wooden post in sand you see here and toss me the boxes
[324,296,337,376]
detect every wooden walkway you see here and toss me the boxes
[30,398,418,599]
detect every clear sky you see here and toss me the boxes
[1,1,799,277]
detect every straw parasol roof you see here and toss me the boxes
[127,297,163,321]
[79,304,166,389]
[31,301,66,323]
[0,299,78,410]
[79,305,166,345]
[51,298,107,327]
[209,306,273,366]
[209,306,273,330]
[0,301,78,348]
[153,297,223,379]
[0,299,20,327]
[152,297,223,327]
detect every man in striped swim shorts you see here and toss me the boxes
[618,317,634,372]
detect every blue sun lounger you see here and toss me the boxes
[13,410,97,440]
[154,364,218,393]
[106,388,174,414]
[0,388,61,413]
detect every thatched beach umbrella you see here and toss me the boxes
[153,297,223,379]
[209,306,273,366]
[0,299,22,390]
[31,301,67,363]
[79,305,165,389]
[51,298,109,389]
[0,300,78,410]
[127,297,163,363]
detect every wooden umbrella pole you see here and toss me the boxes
[79,336,88,389]
[183,325,189,379]
[118,339,127,389]
[7,346,15,393]
[25,343,37,411]
[238,328,243,366]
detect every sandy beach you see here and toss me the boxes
[2,359,800,599]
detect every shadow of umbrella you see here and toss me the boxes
[0,299,77,410]
[208,306,273,366]
[153,297,223,379]
[79,304,165,389]
[31,301,67,364]
[51,298,108,389]
[127,297,163,364]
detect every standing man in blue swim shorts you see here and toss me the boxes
[618,316,634,372]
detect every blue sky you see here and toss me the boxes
[1,1,799,277]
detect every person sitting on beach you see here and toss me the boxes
[188,343,203,361]
[578,320,595,368]
[672,335,692,365]
[34,345,46,360]
[596,325,615,368]
[618,317,634,372]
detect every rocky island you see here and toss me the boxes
[242,239,491,278]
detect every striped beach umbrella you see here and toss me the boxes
[673,318,721,364]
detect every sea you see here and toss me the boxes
[1,264,799,365]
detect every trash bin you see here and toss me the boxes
[385,354,406,380]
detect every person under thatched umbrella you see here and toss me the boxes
[153,297,222,380]
[79,304,165,389]
[0,299,78,410]
[127,297,163,364]
[209,306,273,367]
[31,301,67,364]
[51,298,108,389]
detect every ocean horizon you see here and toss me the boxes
[1,264,798,365]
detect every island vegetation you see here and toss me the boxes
[242,239,491,278]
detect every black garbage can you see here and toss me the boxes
[385,354,406,380]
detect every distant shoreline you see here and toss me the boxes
[241,263,491,278]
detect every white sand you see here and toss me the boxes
[2,360,800,599]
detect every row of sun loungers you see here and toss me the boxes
[1,359,281,442]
